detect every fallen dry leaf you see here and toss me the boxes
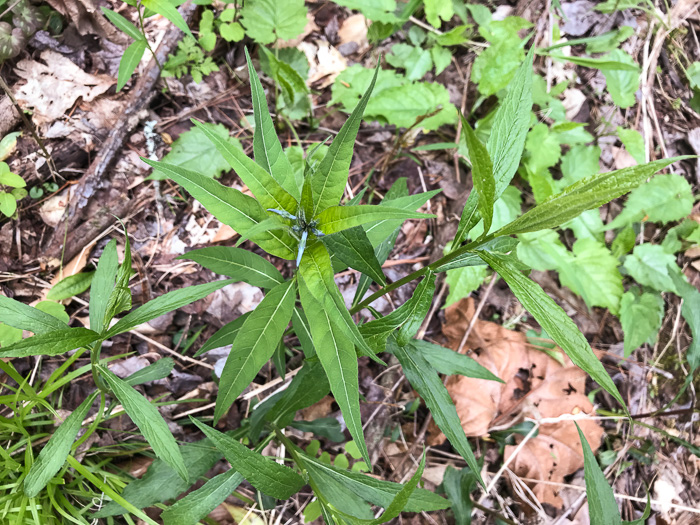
[338,14,369,54]
[14,50,114,127]
[298,40,347,88]
[45,0,126,43]
[434,297,604,507]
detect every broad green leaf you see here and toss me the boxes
[331,0,398,24]
[178,247,283,289]
[617,127,645,164]
[671,274,700,374]
[94,436,225,517]
[472,41,524,97]
[469,186,522,240]
[442,465,480,525]
[24,392,98,497]
[194,312,249,357]
[364,190,441,246]
[488,47,534,199]
[462,116,495,235]
[142,0,192,36]
[0,327,100,357]
[623,244,683,293]
[317,205,431,235]
[298,276,369,466]
[90,239,119,334]
[391,339,484,486]
[101,7,145,40]
[160,469,244,525]
[47,271,95,301]
[312,64,379,216]
[105,279,235,339]
[558,239,623,315]
[0,133,20,162]
[36,300,69,323]
[0,295,67,334]
[524,123,560,175]
[154,123,242,180]
[245,48,299,198]
[125,357,175,386]
[424,0,453,27]
[607,174,694,228]
[191,120,297,214]
[214,279,296,422]
[601,50,640,108]
[516,229,570,271]
[445,259,489,307]
[565,209,605,242]
[496,157,684,236]
[322,227,386,285]
[290,418,345,442]
[576,423,621,525]
[0,191,16,216]
[190,418,305,499]
[117,40,146,91]
[619,289,664,357]
[386,43,432,80]
[297,449,449,513]
[258,45,311,121]
[409,340,502,381]
[239,0,308,44]
[143,159,296,259]
[99,366,188,482]
[560,144,601,187]
[478,251,626,409]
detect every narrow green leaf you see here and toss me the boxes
[311,63,380,215]
[442,465,479,525]
[452,192,480,249]
[549,53,639,71]
[322,227,386,285]
[391,339,484,487]
[100,7,144,40]
[497,157,686,236]
[90,239,119,334]
[117,40,146,91]
[191,119,297,213]
[105,279,235,339]
[298,276,369,467]
[0,327,100,357]
[397,271,435,345]
[143,159,296,260]
[234,215,287,248]
[0,295,67,334]
[576,423,621,525]
[290,418,345,442]
[47,271,95,301]
[103,229,133,325]
[369,451,426,523]
[125,357,175,386]
[435,236,519,272]
[194,312,249,357]
[142,0,192,37]
[297,442,451,513]
[160,469,244,525]
[190,418,305,499]
[24,392,97,497]
[364,190,441,246]
[317,204,432,235]
[214,279,296,422]
[478,251,626,409]
[408,340,502,381]
[462,116,495,235]
[99,366,188,482]
[178,247,283,289]
[292,307,315,358]
[245,48,300,198]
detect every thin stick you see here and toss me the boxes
[129,331,214,370]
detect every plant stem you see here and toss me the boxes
[350,233,497,314]
[136,1,163,72]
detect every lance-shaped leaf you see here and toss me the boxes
[391,339,484,487]
[160,469,244,525]
[191,418,305,499]
[369,451,426,524]
[101,7,144,40]
[194,312,249,357]
[296,441,450,513]
[435,237,519,272]
[118,40,147,91]
[144,159,296,259]
[99,366,189,482]
[0,295,67,334]
[214,279,296,422]
[478,251,625,409]
[292,307,315,358]
[89,239,119,334]
[359,271,435,352]
[311,63,379,216]
[317,205,433,235]
[462,116,495,236]
[103,228,133,327]
[405,340,502,381]
[299,242,376,359]
[245,48,300,199]
[24,392,98,497]
[104,279,236,339]
[298,277,370,468]
[234,215,287,248]
[125,358,175,386]
[322,227,386,285]
[0,327,100,358]
[191,119,297,214]
[47,272,95,301]
[142,0,192,36]
[496,157,686,236]
[364,190,441,246]
[178,247,283,289]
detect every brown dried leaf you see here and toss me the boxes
[44,0,126,42]
[436,297,604,507]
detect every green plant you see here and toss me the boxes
[0,160,26,217]
[1,43,689,523]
